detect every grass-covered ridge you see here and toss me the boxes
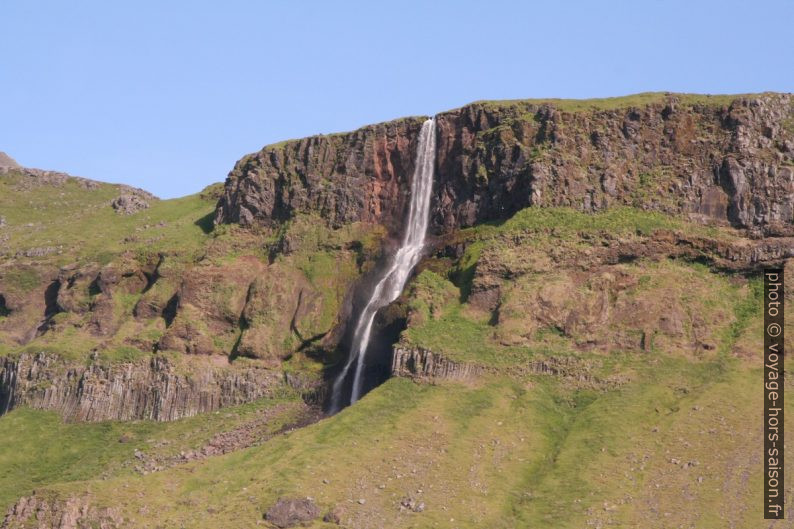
[0,170,216,265]
[466,91,758,114]
[244,92,767,156]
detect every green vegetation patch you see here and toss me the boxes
[0,173,216,266]
[469,92,753,114]
[1,267,41,292]
[0,397,304,512]
[14,352,780,528]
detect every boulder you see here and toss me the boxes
[264,497,320,528]
[111,193,149,214]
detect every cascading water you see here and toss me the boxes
[329,117,437,413]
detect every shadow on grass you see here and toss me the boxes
[194,212,215,234]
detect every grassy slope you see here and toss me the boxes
[15,354,782,528]
[0,396,305,512]
[1,204,786,528]
[0,171,215,265]
[403,207,745,366]
[0,173,217,361]
[1,204,784,527]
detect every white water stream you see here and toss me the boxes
[329,118,437,413]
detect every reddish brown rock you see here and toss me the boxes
[215,117,426,234]
[217,93,794,236]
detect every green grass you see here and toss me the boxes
[407,208,750,368]
[1,267,41,292]
[463,206,725,240]
[468,92,755,114]
[12,352,780,528]
[0,172,215,266]
[98,345,152,363]
[0,397,304,511]
[503,356,723,527]
[15,326,102,363]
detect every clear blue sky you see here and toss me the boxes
[2,1,793,198]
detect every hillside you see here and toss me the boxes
[0,93,792,528]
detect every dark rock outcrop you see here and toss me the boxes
[216,93,794,236]
[391,347,482,380]
[214,117,426,233]
[0,352,282,421]
[392,346,625,390]
[432,93,794,234]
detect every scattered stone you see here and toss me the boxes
[14,246,62,258]
[400,497,425,513]
[357,498,366,505]
[118,433,134,443]
[264,497,320,528]
[322,506,344,525]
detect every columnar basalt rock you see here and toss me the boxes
[2,494,122,529]
[391,346,483,381]
[391,346,624,390]
[216,94,794,236]
[0,353,283,422]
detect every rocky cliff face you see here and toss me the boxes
[2,495,121,529]
[0,353,283,422]
[391,346,625,391]
[214,118,426,233]
[391,346,482,380]
[216,93,794,236]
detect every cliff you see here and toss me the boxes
[214,118,426,233]
[0,353,284,422]
[391,346,482,381]
[215,93,794,236]
[2,495,121,529]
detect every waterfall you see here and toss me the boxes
[329,117,437,413]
